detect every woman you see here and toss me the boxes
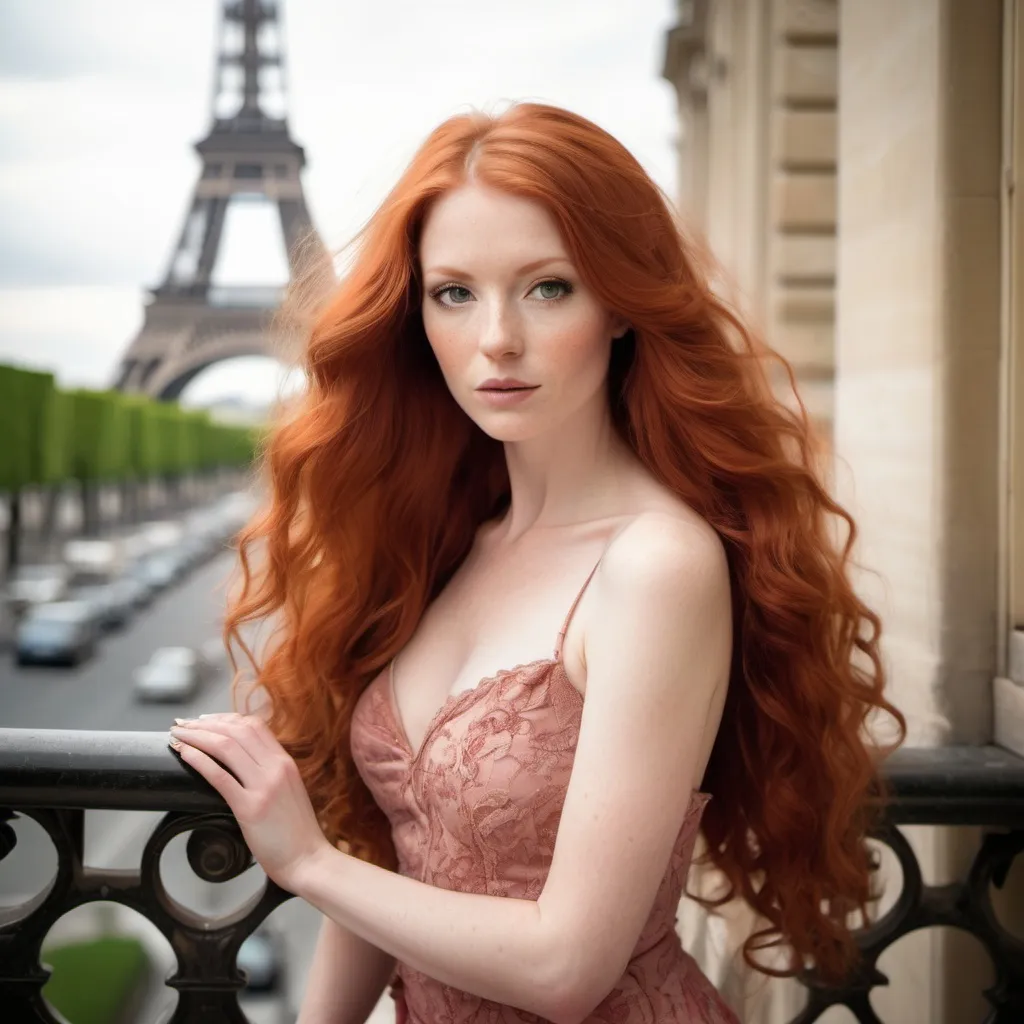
[168,102,906,1023]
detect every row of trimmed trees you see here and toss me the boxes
[0,363,262,571]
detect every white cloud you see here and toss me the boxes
[0,0,680,403]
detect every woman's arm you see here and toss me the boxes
[172,513,732,1024]
[295,915,395,1024]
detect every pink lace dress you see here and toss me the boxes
[349,561,740,1023]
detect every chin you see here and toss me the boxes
[470,415,545,444]
[478,425,539,443]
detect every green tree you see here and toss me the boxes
[67,389,131,535]
[0,366,66,571]
[119,395,165,524]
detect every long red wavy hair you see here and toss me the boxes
[224,102,906,986]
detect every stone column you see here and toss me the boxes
[662,1,712,234]
[834,0,1002,746]
[995,0,1024,757]
[833,2,1003,1022]
[700,0,771,316]
[763,0,838,443]
[665,0,839,445]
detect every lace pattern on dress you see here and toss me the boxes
[351,656,738,1023]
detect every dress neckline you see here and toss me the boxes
[376,661,713,811]
[386,655,579,764]
[385,551,607,764]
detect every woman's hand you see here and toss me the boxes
[168,712,332,892]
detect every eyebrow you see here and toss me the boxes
[422,256,572,280]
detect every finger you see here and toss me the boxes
[185,712,241,726]
[197,711,265,722]
[169,725,263,787]
[171,738,249,809]
[178,713,277,765]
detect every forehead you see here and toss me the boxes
[418,183,569,272]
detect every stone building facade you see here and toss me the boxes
[662,1,1024,1021]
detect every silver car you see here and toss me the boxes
[133,646,209,702]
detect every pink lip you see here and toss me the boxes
[476,386,539,408]
[476,378,537,390]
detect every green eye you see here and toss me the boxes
[429,278,573,308]
[429,284,474,307]
[532,279,573,301]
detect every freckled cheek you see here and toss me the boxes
[542,321,611,385]
[423,318,476,381]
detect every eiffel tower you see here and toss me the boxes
[113,0,327,400]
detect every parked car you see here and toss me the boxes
[114,573,152,610]
[68,582,134,630]
[183,510,229,558]
[5,564,70,617]
[63,538,126,582]
[199,637,230,672]
[237,927,284,993]
[133,646,210,702]
[15,601,99,667]
[141,520,185,552]
[124,556,163,599]
[179,534,212,568]
[130,552,183,593]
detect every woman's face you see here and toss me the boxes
[418,183,628,442]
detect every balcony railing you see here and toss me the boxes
[1,730,1023,1022]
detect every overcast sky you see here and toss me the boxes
[0,0,680,406]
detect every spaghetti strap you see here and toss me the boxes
[552,520,636,661]
[554,559,602,661]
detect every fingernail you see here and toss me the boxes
[174,718,188,726]
[168,737,182,751]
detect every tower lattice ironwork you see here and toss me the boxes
[113,0,327,400]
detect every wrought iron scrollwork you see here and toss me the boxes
[788,750,1024,1024]
[2,729,1024,1021]
[0,728,293,1022]
[185,819,254,884]
[0,809,18,863]
[0,802,291,1023]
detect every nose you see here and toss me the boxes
[477,298,523,359]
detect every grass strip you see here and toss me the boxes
[42,935,149,1024]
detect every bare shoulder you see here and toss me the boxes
[573,507,733,689]
[599,507,730,601]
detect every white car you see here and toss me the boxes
[6,564,70,615]
[133,646,209,702]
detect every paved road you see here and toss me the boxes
[0,549,243,731]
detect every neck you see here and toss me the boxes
[494,399,640,543]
